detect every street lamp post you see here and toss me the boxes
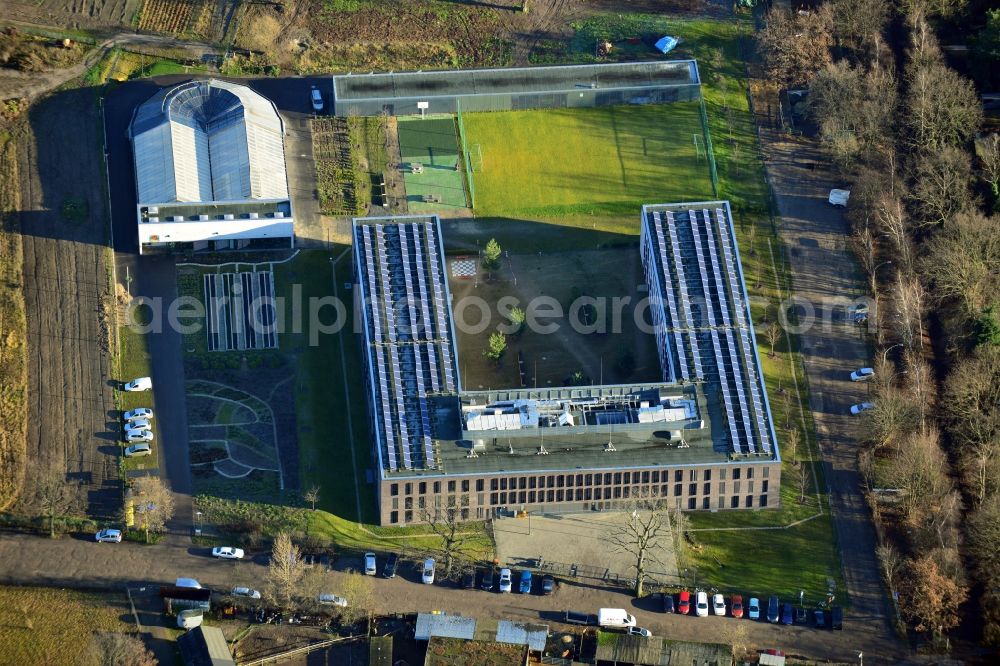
[881,343,904,366]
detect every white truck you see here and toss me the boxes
[597,608,637,628]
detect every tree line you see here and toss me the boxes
[759,0,999,648]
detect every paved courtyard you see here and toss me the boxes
[493,512,679,587]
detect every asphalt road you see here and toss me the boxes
[758,122,903,662]
[0,531,898,664]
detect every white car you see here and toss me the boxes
[498,568,512,593]
[627,626,652,637]
[850,367,875,382]
[850,402,875,415]
[422,558,435,584]
[231,587,261,599]
[748,597,761,620]
[124,430,153,443]
[123,377,152,391]
[712,593,726,616]
[123,408,153,421]
[695,591,709,617]
[212,546,245,560]
[310,86,324,112]
[95,528,122,543]
[176,577,202,589]
[124,443,152,457]
[318,593,347,607]
[364,552,377,575]
[828,188,851,207]
[124,419,151,433]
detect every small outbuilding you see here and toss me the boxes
[177,625,236,666]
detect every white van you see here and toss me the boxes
[597,608,636,628]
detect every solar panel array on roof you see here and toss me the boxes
[355,218,458,472]
[641,204,773,456]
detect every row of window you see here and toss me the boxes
[388,466,770,498]
[387,493,771,523]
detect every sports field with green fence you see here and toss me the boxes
[463,102,714,217]
[397,116,470,213]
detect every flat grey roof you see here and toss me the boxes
[333,60,699,103]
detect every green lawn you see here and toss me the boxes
[117,323,156,474]
[464,103,713,217]
[398,116,469,212]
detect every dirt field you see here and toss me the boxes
[18,88,118,518]
[3,0,141,31]
[447,246,661,391]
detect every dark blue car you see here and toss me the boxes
[781,603,794,626]
[519,570,533,593]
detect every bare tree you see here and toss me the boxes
[721,619,754,662]
[904,353,934,434]
[922,210,1000,316]
[757,5,834,87]
[886,427,952,518]
[829,0,890,55]
[130,477,174,544]
[904,34,982,152]
[421,497,473,579]
[86,632,157,666]
[876,543,903,588]
[852,225,880,296]
[609,492,674,597]
[23,463,82,538]
[892,273,926,353]
[764,321,782,358]
[338,571,375,626]
[975,133,1000,202]
[304,485,320,511]
[784,426,801,466]
[967,494,1000,586]
[909,146,976,228]
[863,384,920,450]
[266,532,306,611]
[874,192,914,274]
[899,0,969,20]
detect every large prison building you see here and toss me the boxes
[332,61,701,116]
[355,207,780,527]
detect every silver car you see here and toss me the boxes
[124,443,152,457]
[124,419,151,433]
[124,430,153,443]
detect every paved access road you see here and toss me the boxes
[757,122,903,662]
[0,531,894,663]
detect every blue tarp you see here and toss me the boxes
[655,36,679,54]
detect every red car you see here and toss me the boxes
[731,595,744,618]
[678,590,691,615]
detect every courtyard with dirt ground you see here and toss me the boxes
[446,246,662,391]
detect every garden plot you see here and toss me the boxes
[186,379,284,488]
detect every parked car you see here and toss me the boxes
[498,568,512,593]
[480,567,495,591]
[748,597,761,620]
[828,188,851,207]
[364,552,377,575]
[124,443,152,457]
[177,608,203,629]
[462,571,476,590]
[519,570,532,594]
[95,528,122,543]
[310,86,324,112]
[850,402,875,415]
[662,593,675,614]
[712,593,726,616]
[422,558,435,584]
[541,575,555,595]
[383,553,398,578]
[830,606,843,630]
[813,608,826,628]
[767,596,780,623]
[795,606,808,624]
[678,590,691,615]
[124,419,151,433]
[318,593,347,607]
[212,546,245,560]
[123,377,152,391]
[731,595,744,618]
[781,603,794,625]
[850,367,875,382]
[176,578,201,589]
[695,591,709,617]
[124,430,153,444]
[231,587,261,599]
[627,627,652,638]
[122,408,153,421]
